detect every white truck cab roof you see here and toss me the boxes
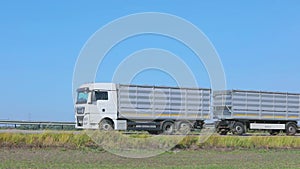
[78,83,117,91]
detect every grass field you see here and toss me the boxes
[1,131,300,168]
[0,148,299,169]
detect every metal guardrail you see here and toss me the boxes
[0,120,75,129]
[0,120,215,131]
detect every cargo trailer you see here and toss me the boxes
[75,83,211,134]
[213,90,300,135]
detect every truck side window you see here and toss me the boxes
[94,91,108,100]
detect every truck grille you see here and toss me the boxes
[76,107,85,114]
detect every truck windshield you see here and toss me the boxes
[76,91,89,104]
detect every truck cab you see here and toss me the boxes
[75,83,118,129]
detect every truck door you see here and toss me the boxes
[93,90,117,119]
[93,90,108,112]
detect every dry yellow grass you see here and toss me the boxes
[0,132,299,149]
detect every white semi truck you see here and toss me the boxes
[75,83,211,134]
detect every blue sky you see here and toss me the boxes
[0,1,300,121]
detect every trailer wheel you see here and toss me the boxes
[233,122,245,135]
[99,119,114,131]
[162,121,175,135]
[286,122,297,136]
[177,121,192,134]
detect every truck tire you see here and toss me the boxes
[286,122,297,136]
[99,119,114,131]
[233,122,245,135]
[162,121,175,135]
[177,121,192,134]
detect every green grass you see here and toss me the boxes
[0,148,299,169]
[0,131,299,149]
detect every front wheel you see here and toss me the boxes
[99,119,114,131]
[233,122,245,135]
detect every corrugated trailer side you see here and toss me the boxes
[214,90,300,120]
[117,84,211,121]
[214,90,300,135]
